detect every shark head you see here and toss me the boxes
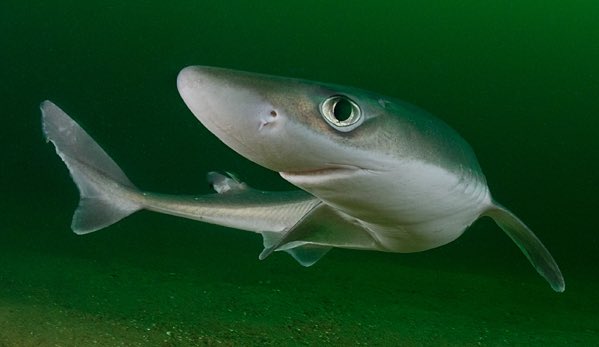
[176,66,480,187]
[177,66,390,179]
[176,65,490,250]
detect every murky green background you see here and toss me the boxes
[1,1,598,345]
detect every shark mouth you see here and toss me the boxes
[280,165,362,181]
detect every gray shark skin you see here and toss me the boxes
[41,66,564,292]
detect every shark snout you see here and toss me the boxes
[177,66,291,169]
[177,65,268,130]
[177,66,237,123]
[175,66,379,173]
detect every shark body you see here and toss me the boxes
[41,66,564,291]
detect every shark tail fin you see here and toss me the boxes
[484,202,565,292]
[41,100,142,234]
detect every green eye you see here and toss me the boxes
[320,95,362,131]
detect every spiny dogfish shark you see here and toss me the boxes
[41,66,564,292]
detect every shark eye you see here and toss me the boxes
[320,95,362,132]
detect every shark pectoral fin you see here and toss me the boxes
[484,202,565,292]
[41,100,142,234]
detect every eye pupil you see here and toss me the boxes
[333,99,353,121]
[319,95,362,132]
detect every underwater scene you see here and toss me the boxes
[1,1,598,345]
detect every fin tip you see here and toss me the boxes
[486,202,565,293]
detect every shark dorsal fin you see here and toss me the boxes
[207,171,248,194]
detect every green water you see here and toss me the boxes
[2,1,598,345]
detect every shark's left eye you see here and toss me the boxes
[320,95,362,132]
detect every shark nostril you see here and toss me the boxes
[270,110,277,117]
[259,119,270,130]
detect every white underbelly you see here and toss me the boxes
[290,160,492,252]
